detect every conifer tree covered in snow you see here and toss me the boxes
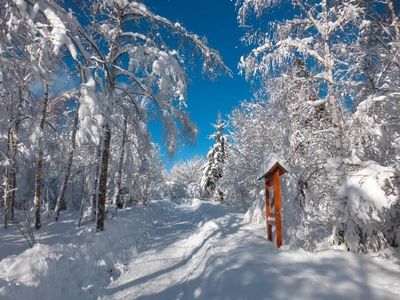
[201,112,228,201]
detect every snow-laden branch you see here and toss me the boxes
[122,2,232,79]
[294,0,324,36]
[120,32,158,48]
[277,38,327,68]
[243,36,328,79]
[326,2,362,36]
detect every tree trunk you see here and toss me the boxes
[10,87,23,221]
[97,124,111,231]
[3,178,8,229]
[0,69,5,228]
[114,116,127,209]
[10,160,16,221]
[96,9,121,229]
[34,82,49,230]
[388,0,399,40]
[92,136,103,220]
[54,101,80,221]
[34,152,43,229]
[322,0,344,157]
[3,170,10,229]
[4,128,11,229]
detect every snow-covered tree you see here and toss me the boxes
[232,0,400,253]
[237,0,371,157]
[167,156,204,199]
[81,0,230,230]
[0,0,86,228]
[335,0,400,252]
[1,0,230,230]
[201,112,228,201]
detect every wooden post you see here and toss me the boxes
[265,182,272,242]
[274,171,282,248]
[258,155,287,248]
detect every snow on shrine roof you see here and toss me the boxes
[257,153,288,180]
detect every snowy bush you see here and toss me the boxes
[167,157,204,199]
[327,156,398,253]
[187,183,201,199]
[226,0,400,256]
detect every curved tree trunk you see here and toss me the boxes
[96,8,122,229]
[54,101,80,221]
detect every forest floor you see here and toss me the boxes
[0,198,399,299]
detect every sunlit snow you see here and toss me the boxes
[1,199,399,299]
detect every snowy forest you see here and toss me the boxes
[1,0,400,298]
[1,0,400,294]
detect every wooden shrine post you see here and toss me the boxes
[258,159,287,248]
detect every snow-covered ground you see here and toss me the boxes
[0,199,399,299]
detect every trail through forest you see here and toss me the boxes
[0,199,399,299]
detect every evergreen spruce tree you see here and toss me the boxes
[201,112,228,202]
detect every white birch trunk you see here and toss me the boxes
[322,0,344,157]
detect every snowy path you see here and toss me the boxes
[1,199,399,299]
[102,200,400,300]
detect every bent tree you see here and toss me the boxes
[83,0,231,230]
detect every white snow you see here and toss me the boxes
[307,97,328,107]
[77,73,101,146]
[257,153,288,179]
[1,199,399,299]
[151,50,186,101]
[337,171,389,216]
[329,156,395,214]
[41,7,68,57]
[12,0,27,15]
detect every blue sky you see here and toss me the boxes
[145,0,253,168]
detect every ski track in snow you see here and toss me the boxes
[1,199,399,300]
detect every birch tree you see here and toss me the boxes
[235,0,400,253]
[237,0,367,157]
[54,89,80,221]
[1,1,35,227]
[1,0,101,227]
[83,0,230,230]
[1,1,53,229]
